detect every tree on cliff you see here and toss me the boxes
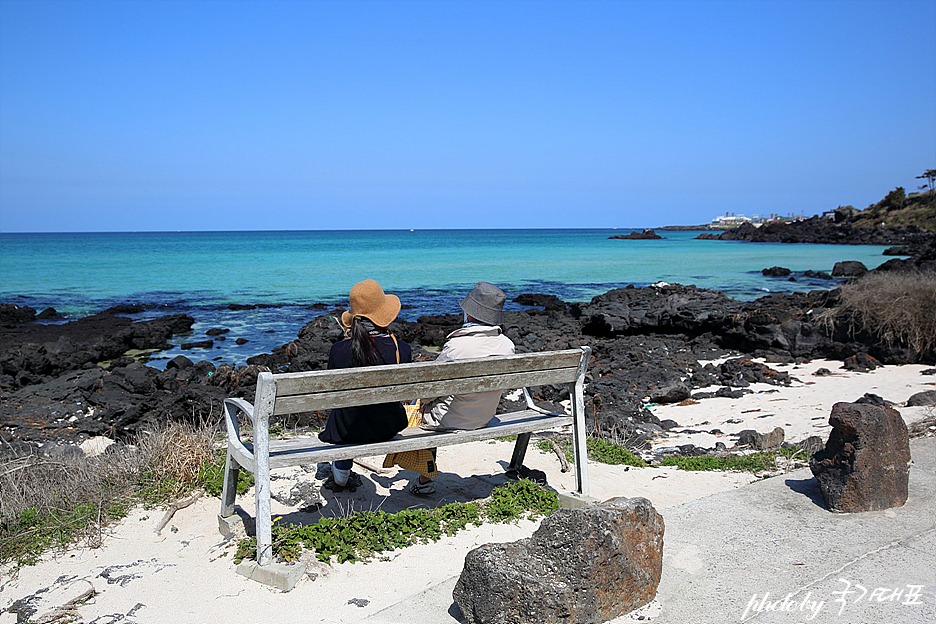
[917,169,935,193]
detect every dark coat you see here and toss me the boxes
[318,335,412,444]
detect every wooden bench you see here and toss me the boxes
[218,346,591,571]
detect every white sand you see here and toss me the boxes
[650,358,934,451]
[1,359,933,624]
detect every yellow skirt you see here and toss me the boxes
[383,403,439,479]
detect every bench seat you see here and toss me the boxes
[238,411,572,470]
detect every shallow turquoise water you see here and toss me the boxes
[0,229,893,366]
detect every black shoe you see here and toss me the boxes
[323,471,363,492]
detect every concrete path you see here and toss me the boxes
[366,437,936,624]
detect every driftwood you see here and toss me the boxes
[548,439,570,473]
[353,458,392,474]
[155,491,202,534]
[34,587,96,624]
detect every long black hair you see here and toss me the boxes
[350,317,385,367]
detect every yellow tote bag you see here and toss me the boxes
[383,402,439,479]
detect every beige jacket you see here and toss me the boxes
[420,325,516,431]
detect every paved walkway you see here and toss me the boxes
[366,437,936,624]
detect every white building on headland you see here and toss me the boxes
[709,213,753,228]
[706,212,801,229]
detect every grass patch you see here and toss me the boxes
[235,479,558,564]
[537,437,648,467]
[660,447,801,472]
[0,421,222,569]
[198,449,255,498]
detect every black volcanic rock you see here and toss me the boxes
[696,217,935,246]
[832,261,868,277]
[872,240,936,274]
[883,246,912,256]
[0,311,194,389]
[609,229,663,240]
[4,276,936,448]
[0,304,37,327]
[36,308,63,320]
[0,361,228,444]
[514,293,568,311]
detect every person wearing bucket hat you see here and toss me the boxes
[393,282,515,496]
[319,279,412,492]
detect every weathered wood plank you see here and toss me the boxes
[272,368,575,415]
[260,411,572,468]
[272,350,583,397]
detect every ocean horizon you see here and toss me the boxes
[0,228,894,367]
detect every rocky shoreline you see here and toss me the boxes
[4,261,935,461]
[696,217,936,269]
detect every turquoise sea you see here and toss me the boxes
[0,229,894,367]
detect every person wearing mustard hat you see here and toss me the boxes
[318,279,412,491]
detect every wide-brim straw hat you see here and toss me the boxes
[340,279,401,328]
[460,281,506,326]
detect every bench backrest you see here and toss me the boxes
[256,348,589,417]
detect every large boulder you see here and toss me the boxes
[906,390,936,407]
[453,497,664,624]
[809,402,911,512]
[736,427,785,450]
[831,261,868,277]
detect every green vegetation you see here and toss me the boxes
[538,436,648,467]
[916,169,935,194]
[199,448,255,497]
[818,271,936,358]
[660,447,801,472]
[0,422,220,569]
[847,177,936,230]
[2,423,559,571]
[235,479,559,564]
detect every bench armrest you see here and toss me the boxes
[223,398,255,460]
[522,387,564,416]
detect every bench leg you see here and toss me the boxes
[219,450,240,519]
[255,458,273,566]
[507,432,532,474]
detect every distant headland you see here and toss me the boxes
[658,173,936,234]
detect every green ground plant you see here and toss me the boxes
[660,447,802,472]
[235,478,559,564]
[537,436,648,467]
[199,448,255,497]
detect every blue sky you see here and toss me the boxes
[1,0,934,232]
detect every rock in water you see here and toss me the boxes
[453,497,664,624]
[809,402,911,513]
[831,260,868,277]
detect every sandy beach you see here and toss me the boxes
[1,358,933,624]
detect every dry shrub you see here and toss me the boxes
[135,420,218,502]
[0,447,142,525]
[909,406,936,439]
[1,420,218,565]
[818,271,936,357]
